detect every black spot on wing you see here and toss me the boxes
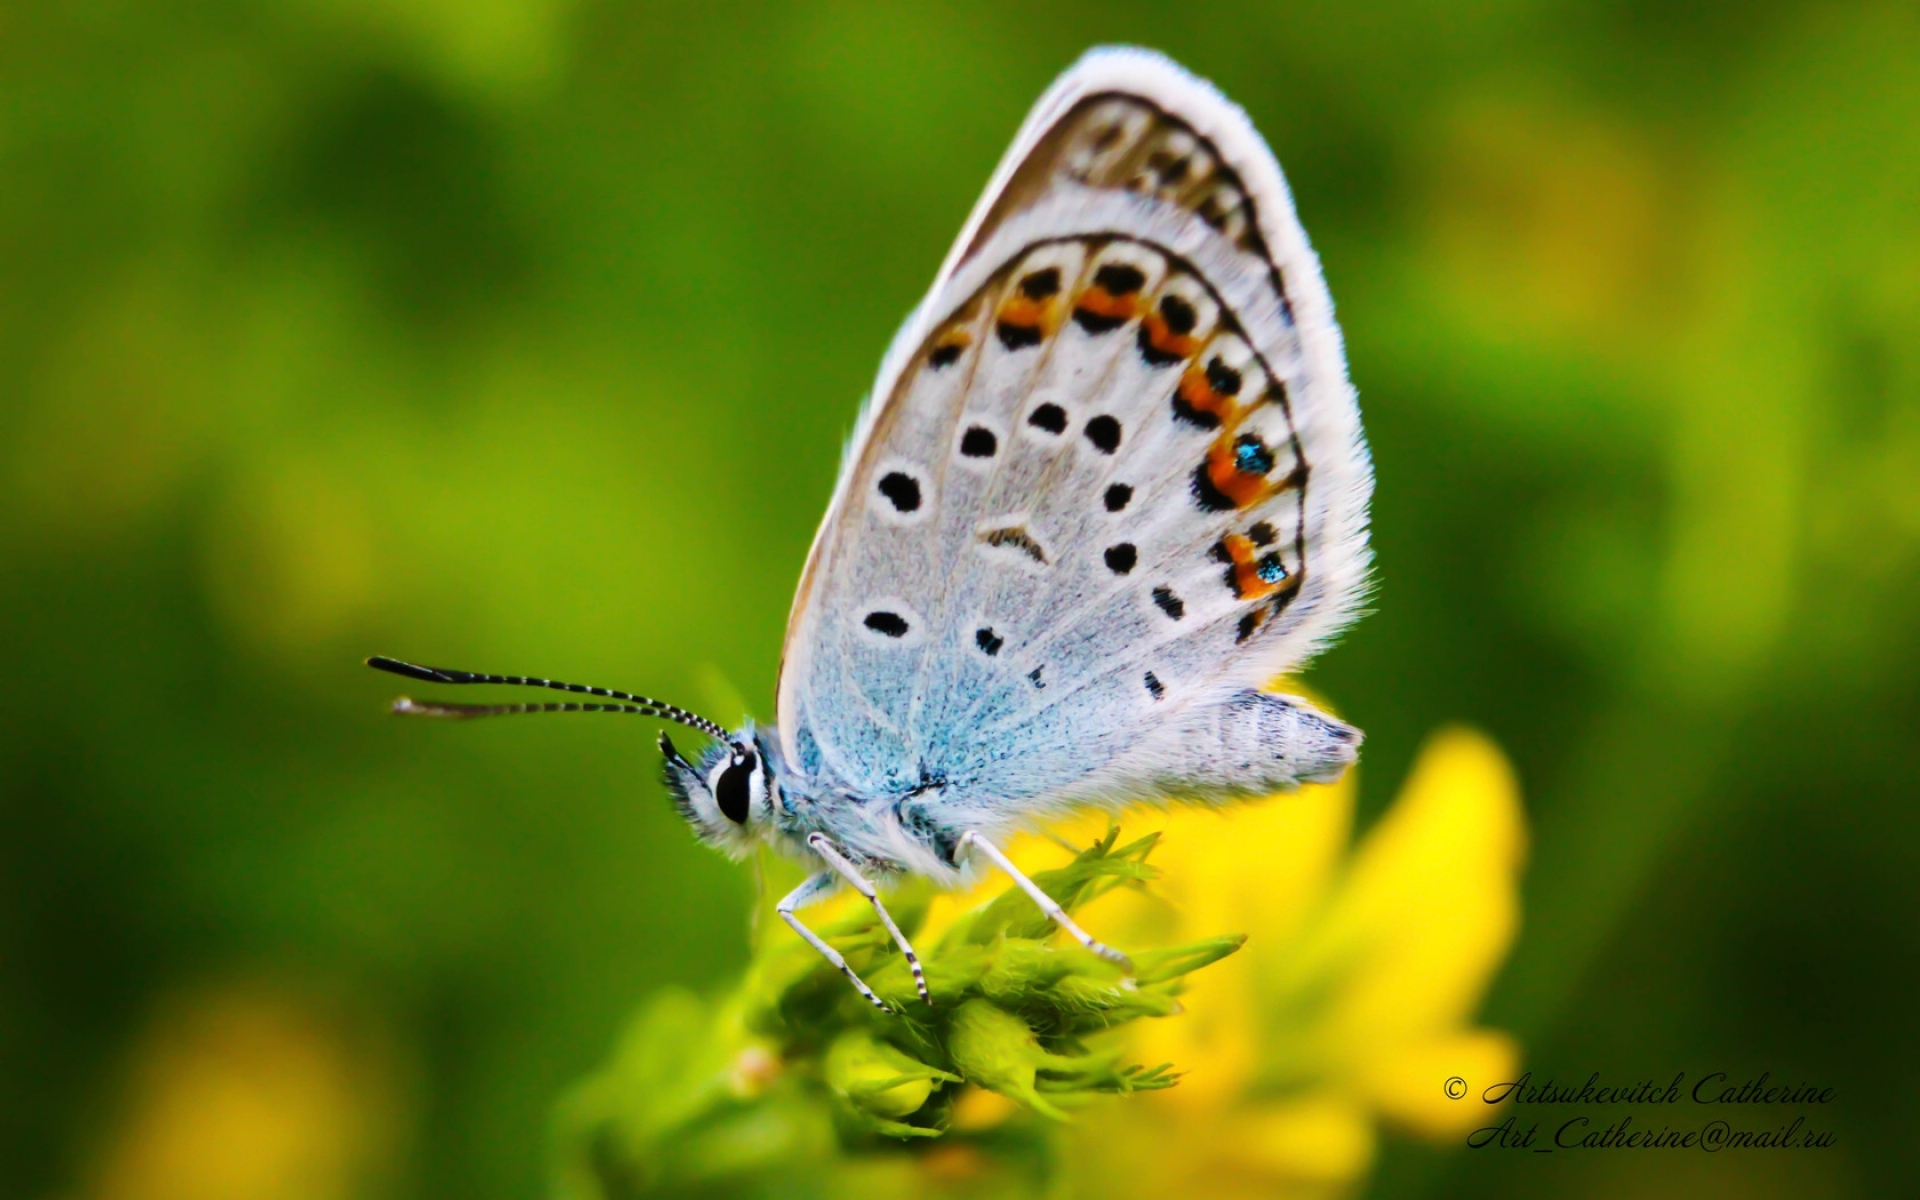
[1205,357,1243,397]
[1094,263,1147,295]
[929,342,963,369]
[878,472,921,513]
[1104,544,1137,575]
[865,611,909,638]
[1084,415,1122,454]
[1159,294,1197,335]
[1028,403,1067,434]
[1152,586,1185,620]
[1104,483,1133,512]
[975,627,1003,656]
[997,320,1043,350]
[1018,267,1061,299]
[1144,671,1165,700]
[960,426,997,458]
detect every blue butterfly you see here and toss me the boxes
[371,47,1372,1013]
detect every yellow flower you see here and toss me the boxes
[948,724,1526,1198]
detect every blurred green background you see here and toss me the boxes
[3,2,1915,1197]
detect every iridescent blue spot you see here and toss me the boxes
[1234,435,1275,476]
[1257,554,1288,584]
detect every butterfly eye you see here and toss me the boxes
[714,747,758,825]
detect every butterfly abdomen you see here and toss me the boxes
[1087,688,1360,805]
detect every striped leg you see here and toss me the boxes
[808,834,931,1004]
[959,830,1133,972]
[777,871,892,1013]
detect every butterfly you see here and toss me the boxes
[369,46,1372,1013]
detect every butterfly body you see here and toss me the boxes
[378,47,1372,1011]
[662,683,1359,885]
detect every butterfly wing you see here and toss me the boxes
[776,47,1371,822]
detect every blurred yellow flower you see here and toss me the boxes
[81,980,407,1200]
[947,723,1526,1199]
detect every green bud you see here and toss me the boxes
[825,1031,958,1121]
[946,1000,1068,1120]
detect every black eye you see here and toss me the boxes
[715,748,756,824]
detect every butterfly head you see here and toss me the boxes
[361,657,789,858]
[659,724,783,858]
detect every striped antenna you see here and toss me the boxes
[366,656,731,741]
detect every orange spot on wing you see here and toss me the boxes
[1205,437,1307,510]
[1219,533,1280,600]
[1073,287,1136,321]
[1205,440,1268,509]
[1178,363,1240,425]
[1141,312,1199,361]
[997,295,1054,334]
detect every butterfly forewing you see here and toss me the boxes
[778,49,1371,815]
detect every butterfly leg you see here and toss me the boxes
[807,834,931,1004]
[958,831,1133,973]
[777,869,894,1014]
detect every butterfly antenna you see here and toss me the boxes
[366,656,731,741]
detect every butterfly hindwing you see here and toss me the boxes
[777,49,1371,821]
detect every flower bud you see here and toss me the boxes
[825,1032,955,1121]
[945,1000,1067,1119]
